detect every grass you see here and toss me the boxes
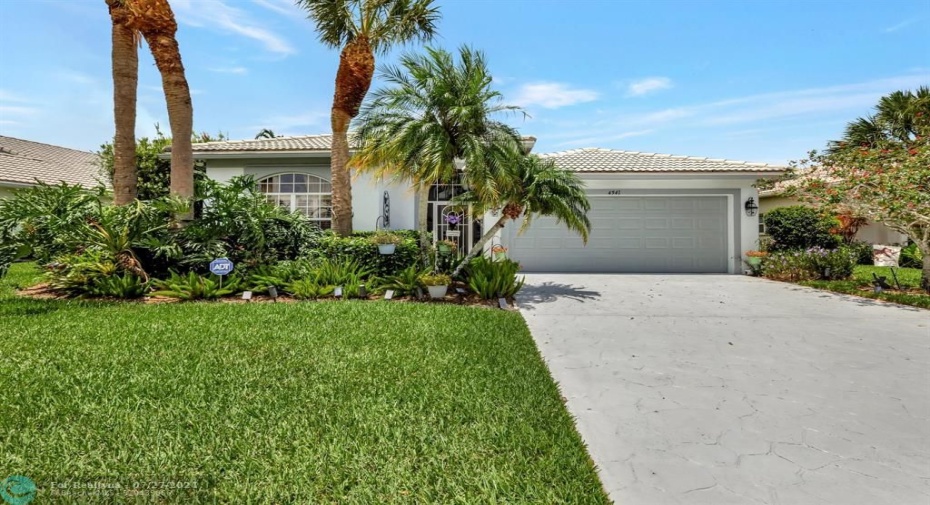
[0,263,608,503]
[798,265,929,309]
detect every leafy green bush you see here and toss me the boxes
[760,247,856,282]
[379,265,427,296]
[285,279,336,300]
[88,273,148,299]
[900,243,923,269]
[465,257,525,299]
[846,240,874,265]
[308,231,421,278]
[764,206,840,251]
[151,271,240,300]
[44,249,149,298]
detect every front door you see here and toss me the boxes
[426,181,482,255]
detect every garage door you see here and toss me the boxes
[507,196,729,273]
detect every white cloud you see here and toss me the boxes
[257,110,329,133]
[252,0,307,21]
[209,66,249,75]
[626,77,673,97]
[512,82,599,109]
[884,17,920,33]
[172,0,296,56]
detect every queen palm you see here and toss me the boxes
[449,155,591,277]
[351,46,525,248]
[828,86,930,154]
[296,0,440,236]
[106,0,139,205]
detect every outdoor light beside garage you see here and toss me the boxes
[495,148,787,274]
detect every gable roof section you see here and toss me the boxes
[539,147,785,173]
[0,136,104,188]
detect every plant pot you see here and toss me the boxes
[378,244,396,255]
[494,252,507,261]
[746,257,762,267]
[427,285,448,299]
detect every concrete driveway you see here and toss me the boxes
[517,275,930,505]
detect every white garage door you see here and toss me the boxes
[507,196,729,273]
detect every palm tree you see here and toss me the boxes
[255,128,276,139]
[132,0,194,210]
[449,155,591,278]
[828,86,930,154]
[296,0,441,236]
[106,0,139,205]
[351,46,524,249]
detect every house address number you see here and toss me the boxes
[607,190,622,195]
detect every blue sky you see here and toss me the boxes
[0,0,927,165]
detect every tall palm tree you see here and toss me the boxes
[132,0,194,209]
[255,128,276,139]
[296,0,440,236]
[449,155,591,278]
[351,46,524,249]
[106,0,139,205]
[828,86,930,154]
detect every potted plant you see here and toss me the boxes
[744,250,767,268]
[437,239,456,255]
[420,272,451,299]
[371,231,401,255]
[491,244,507,261]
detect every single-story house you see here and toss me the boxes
[0,136,104,197]
[191,134,785,274]
[758,173,908,245]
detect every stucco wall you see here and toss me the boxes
[759,195,908,245]
[204,157,417,231]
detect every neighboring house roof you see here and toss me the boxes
[758,167,836,198]
[539,147,786,173]
[181,134,538,156]
[0,136,105,188]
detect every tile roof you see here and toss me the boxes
[185,134,538,153]
[186,134,336,152]
[539,147,786,173]
[0,136,105,188]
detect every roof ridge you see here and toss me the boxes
[194,133,334,145]
[0,135,95,155]
[538,146,783,168]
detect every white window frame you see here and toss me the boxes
[258,173,332,229]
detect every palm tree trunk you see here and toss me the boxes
[330,37,375,236]
[137,0,193,215]
[451,215,508,278]
[107,0,138,205]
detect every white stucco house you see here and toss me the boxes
[189,134,786,274]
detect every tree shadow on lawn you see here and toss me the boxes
[517,281,601,310]
[785,284,928,312]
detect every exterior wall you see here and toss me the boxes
[0,186,13,199]
[759,195,909,245]
[204,158,417,231]
[490,175,762,274]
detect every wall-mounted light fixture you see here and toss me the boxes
[745,197,759,217]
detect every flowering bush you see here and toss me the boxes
[760,247,856,282]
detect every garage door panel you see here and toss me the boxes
[508,196,729,273]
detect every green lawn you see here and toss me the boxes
[799,265,929,309]
[0,263,608,503]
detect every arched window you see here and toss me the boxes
[258,173,332,229]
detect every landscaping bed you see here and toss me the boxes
[0,263,608,503]
[797,265,929,309]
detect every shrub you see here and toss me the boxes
[419,272,451,286]
[380,265,428,296]
[465,257,526,299]
[760,247,855,282]
[846,240,874,265]
[151,271,240,300]
[764,206,840,251]
[900,243,923,269]
[285,279,335,300]
[308,231,421,278]
[88,273,148,299]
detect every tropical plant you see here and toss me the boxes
[151,271,240,300]
[379,264,426,295]
[312,257,373,287]
[255,128,276,139]
[352,45,523,249]
[89,273,149,299]
[297,0,441,236]
[900,242,923,270]
[465,256,524,299]
[763,206,840,251]
[285,279,336,299]
[827,86,930,154]
[450,155,591,277]
[105,0,139,205]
